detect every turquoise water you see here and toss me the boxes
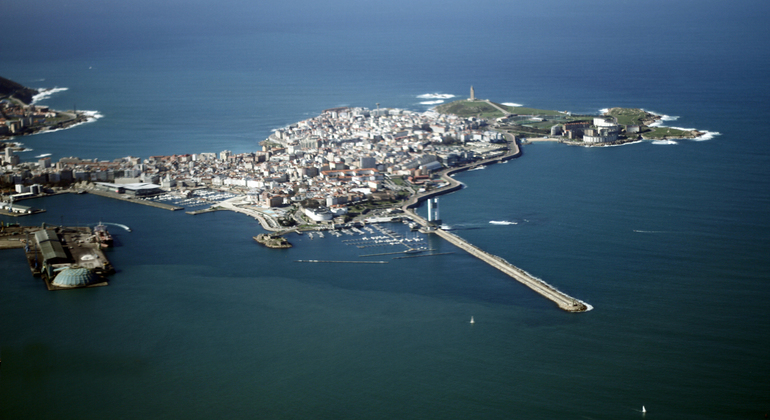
[3,1,770,418]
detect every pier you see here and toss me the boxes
[432,228,588,312]
[398,137,590,313]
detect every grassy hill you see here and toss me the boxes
[436,99,570,119]
[435,100,506,118]
[604,107,657,126]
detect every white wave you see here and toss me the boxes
[634,230,667,233]
[649,125,720,141]
[599,108,609,114]
[502,102,523,107]
[489,220,517,225]
[31,110,103,136]
[35,153,52,158]
[31,87,68,104]
[693,130,721,141]
[417,93,455,99]
[595,140,643,148]
[420,100,444,105]
[652,140,678,145]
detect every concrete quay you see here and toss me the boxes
[85,189,184,211]
[432,228,588,312]
[399,137,589,312]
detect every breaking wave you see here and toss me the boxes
[32,87,68,104]
[32,110,103,136]
[652,140,678,145]
[420,100,444,105]
[417,93,455,99]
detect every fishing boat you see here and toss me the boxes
[94,222,113,248]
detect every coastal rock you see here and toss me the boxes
[254,233,292,249]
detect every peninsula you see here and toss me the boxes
[3,84,712,311]
[436,97,704,143]
[0,76,92,140]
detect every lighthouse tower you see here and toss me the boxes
[469,86,475,101]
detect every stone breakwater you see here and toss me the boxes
[433,228,589,312]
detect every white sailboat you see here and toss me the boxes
[470,316,475,324]
[642,406,646,414]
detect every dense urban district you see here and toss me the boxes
[2,81,704,225]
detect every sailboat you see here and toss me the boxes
[642,406,646,414]
[470,316,475,324]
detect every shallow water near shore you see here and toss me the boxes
[3,1,770,418]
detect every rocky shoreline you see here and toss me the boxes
[254,233,292,249]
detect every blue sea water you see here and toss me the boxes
[2,1,770,419]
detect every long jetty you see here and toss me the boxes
[433,228,588,312]
[402,137,590,313]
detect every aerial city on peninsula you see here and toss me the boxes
[1,78,707,310]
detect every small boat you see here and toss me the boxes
[470,316,475,324]
[94,222,113,247]
[642,406,646,414]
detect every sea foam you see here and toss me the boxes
[32,87,69,104]
[417,93,455,99]
[489,220,517,225]
[420,100,445,105]
[31,110,104,136]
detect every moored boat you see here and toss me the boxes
[94,222,113,247]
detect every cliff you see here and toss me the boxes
[0,76,39,105]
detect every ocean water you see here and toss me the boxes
[3,1,770,419]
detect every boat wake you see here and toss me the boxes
[99,222,132,232]
[489,220,517,225]
[633,230,668,233]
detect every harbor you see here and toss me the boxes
[1,222,115,290]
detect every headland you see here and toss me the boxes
[2,82,713,311]
[0,76,95,140]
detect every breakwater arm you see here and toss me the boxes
[433,228,589,312]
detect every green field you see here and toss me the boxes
[604,108,655,126]
[642,126,694,139]
[435,100,506,118]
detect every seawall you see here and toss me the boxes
[433,228,589,312]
